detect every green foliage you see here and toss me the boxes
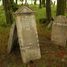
[11,3,18,12]
[42,0,45,7]
[0,6,12,27]
[30,5,57,22]
[30,5,46,20]
[0,6,6,26]
[20,0,23,2]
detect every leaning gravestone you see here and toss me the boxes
[13,6,41,63]
[8,23,16,53]
[51,16,67,46]
[8,23,19,53]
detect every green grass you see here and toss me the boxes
[30,5,56,21]
[0,6,6,26]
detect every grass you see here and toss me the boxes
[0,6,6,26]
[30,5,56,21]
[0,5,67,67]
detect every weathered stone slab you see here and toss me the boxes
[8,23,15,53]
[8,23,19,53]
[51,16,67,46]
[15,6,41,63]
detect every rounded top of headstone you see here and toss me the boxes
[54,15,67,24]
[14,6,35,15]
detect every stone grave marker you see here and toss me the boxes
[51,15,67,46]
[8,23,19,53]
[8,23,16,53]
[9,6,41,63]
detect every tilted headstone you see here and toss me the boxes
[51,16,67,46]
[8,23,15,53]
[14,6,41,63]
[8,23,19,53]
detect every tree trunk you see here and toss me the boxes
[10,0,15,11]
[42,0,45,7]
[39,0,42,8]
[16,0,18,4]
[25,0,27,5]
[10,0,14,4]
[64,0,66,9]
[56,0,66,16]
[34,0,37,5]
[46,0,51,23]
[66,0,67,8]
[2,0,13,24]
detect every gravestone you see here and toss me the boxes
[8,23,19,53]
[13,6,41,63]
[51,16,67,46]
[8,23,16,53]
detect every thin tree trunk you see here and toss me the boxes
[34,0,37,5]
[25,0,27,5]
[56,0,66,16]
[66,0,67,8]
[42,0,45,7]
[16,0,18,4]
[10,0,15,11]
[39,0,42,8]
[2,0,13,24]
[64,0,66,9]
[46,0,51,23]
[10,0,14,4]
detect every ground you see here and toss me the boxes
[0,23,67,67]
[0,5,67,67]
